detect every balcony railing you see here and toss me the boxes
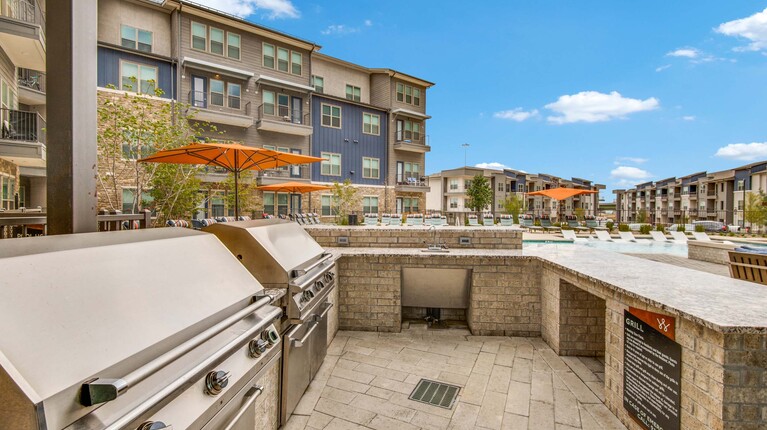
[396,176,428,187]
[188,90,251,116]
[1,0,45,33]
[17,68,44,93]
[395,131,427,145]
[0,108,45,143]
[257,103,310,125]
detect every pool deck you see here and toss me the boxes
[624,253,730,276]
[285,326,626,430]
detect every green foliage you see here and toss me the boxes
[745,191,767,232]
[618,224,630,232]
[606,221,614,231]
[331,179,359,225]
[677,224,686,232]
[656,224,666,233]
[465,174,493,214]
[694,224,705,232]
[97,78,222,225]
[223,170,257,217]
[574,207,585,221]
[503,194,525,223]
[639,224,652,234]
[636,208,648,224]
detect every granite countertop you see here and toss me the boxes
[326,245,767,333]
[262,288,286,303]
[305,224,524,231]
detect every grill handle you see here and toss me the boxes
[103,305,283,430]
[291,253,333,279]
[221,385,264,430]
[81,295,274,407]
[290,321,318,348]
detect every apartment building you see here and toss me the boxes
[0,0,46,211]
[613,160,767,227]
[426,166,602,224]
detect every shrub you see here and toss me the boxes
[618,224,630,232]
[694,224,705,232]
[677,224,686,232]
[534,220,541,226]
[606,221,614,231]
[656,224,666,233]
[640,224,652,234]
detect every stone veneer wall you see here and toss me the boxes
[306,226,523,249]
[253,356,281,430]
[540,276,606,357]
[335,254,541,335]
[688,240,737,265]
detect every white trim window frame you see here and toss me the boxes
[263,43,275,69]
[209,27,225,56]
[227,33,241,60]
[345,84,361,102]
[362,113,380,135]
[363,196,379,214]
[209,79,225,106]
[321,103,341,129]
[191,21,207,51]
[121,24,152,52]
[321,152,341,176]
[362,157,379,179]
[277,47,289,73]
[291,51,302,76]
[119,60,158,95]
[227,82,241,109]
[312,75,324,93]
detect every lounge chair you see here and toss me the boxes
[499,215,514,226]
[482,213,494,226]
[364,213,378,226]
[649,231,668,242]
[692,231,733,244]
[584,217,607,231]
[539,217,561,233]
[561,230,588,243]
[166,219,190,228]
[468,215,479,226]
[295,213,305,225]
[381,213,391,225]
[566,218,589,232]
[595,230,617,242]
[669,231,689,243]
[619,231,650,243]
[520,216,543,233]
[412,214,424,226]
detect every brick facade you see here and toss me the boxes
[306,226,523,249]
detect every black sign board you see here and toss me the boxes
[623,309,681,430]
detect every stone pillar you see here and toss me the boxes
[46,0,98,234]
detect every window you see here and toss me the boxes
[321,195,335,216]
[450,198,458,209]
[405,86,412,104]
[321,104,341,128]
[736,180,745,191]
[263,192,275,215]
[404,162,420,180]
[228,83,241,109]
[517,184,524,192]
[210,28,224,55]
[278,94,289,117]
[227,33,240,59]
[263,43,275,68]
[395,82,421,106]
[396,83,404,102]
[363,158,379,179]
[401,197,419,213]
[449,179,458,190]
[396,119,422,141]
[346,85,361,102]
[738,200,744,210]
[120,61,157,94]
[121,25,152,52]
[363,196,379,214]
[498,183,504,192]
[362,113,380,135]
[321,152,341,176]
[291,51,302,75]
[122,188,154,214]
[1,174,15,210]
[413,88,421,106]
[210,79,224,106]
[121,131,155,160]
[312,75,324,93]
[262,90,275,115]
[277,48,289,72]
[192,22,207,51]
[277,193,289,216]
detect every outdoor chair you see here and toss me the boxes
[539,217,561,233]
[520,216,543,233]
[238,215,251,221]
[440,216,447,226]
[619,231,649,243]
[364,213,378,226]
[669,231,689,243]
[390,214,402,226]
[294,214,305,225]
[311,213,321,224]
[166,219,190,228]
[649,231,668,242]
[408,214,424,226]
[729,247,767,285]
[585,217,607,231]
[499,215,514,226]
[381,213,391,225]
[561,229,588,243]
[303,213,315,225]
[691,231,734,244]
[595,230,617,242]
[200,218,217,227]
[482,213,495,226]
[566,217,589,232]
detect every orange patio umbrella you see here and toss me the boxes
[258,181,332,215]
[139,142,323,218]
[526,187,598,200]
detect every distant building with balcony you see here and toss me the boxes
[0,0,46,211]
[427,166,603,224]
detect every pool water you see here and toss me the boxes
[523,240,688,257]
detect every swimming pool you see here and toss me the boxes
[523,240,689,257]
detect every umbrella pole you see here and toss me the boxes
[234,170,240,220]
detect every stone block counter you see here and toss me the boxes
[325,244,767,430]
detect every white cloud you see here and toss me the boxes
[615,157,648,165]
[321,24,359,35]
[611,166,653,187]
[475,162,510,170]
[714,142,767,161]
[682,115,696,121]
[193,0,299,18]
[493,108,539,122]
[655,64,671,72]
[364,19,373,27]
[545,91,659,124]
[716,8,767,52]
[667,48,699,58]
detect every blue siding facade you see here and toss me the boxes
[97,46,176,99]
[311,96,388,185]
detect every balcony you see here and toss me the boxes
[254,168,308,185]
[395,176,430,193]
[255,104,312,136]
[0,0,45,70]
[0,108,45,168]
[188,91,254,128]
[394,132,431,153]
[17,68,44,105]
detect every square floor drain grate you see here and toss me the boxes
[408,379,460,409]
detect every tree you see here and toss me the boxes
[331,179,359,225]
[465,174,493,214]
[224,170,257,217]
[503,194,525,223]
[636,208,648,224]
[97,78,222,225]
[574,207,585,221]
[745,191,767,232]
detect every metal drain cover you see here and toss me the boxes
[409,379,460,409]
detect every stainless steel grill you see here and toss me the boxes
[0,228,283,430]
[204,219,336,423]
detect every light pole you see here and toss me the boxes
[461,143,470,167]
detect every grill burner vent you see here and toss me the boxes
[408,379,460,409]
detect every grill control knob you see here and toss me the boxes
[262,328,279,347]
[315,280,324,291]
[324,272,334,282]
[302,290,315,302]
[248,338,268,357]
[205,370,229,396]
[137,422,169,430]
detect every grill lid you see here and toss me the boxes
[204,219,326,285]
[0,229,268,429]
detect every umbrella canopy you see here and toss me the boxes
[139,142,323,218]
[526,187,598,201]
[257,181,331,193]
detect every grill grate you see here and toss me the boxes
[408,379,460,409]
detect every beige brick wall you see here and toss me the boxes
[306,226,523,249]
[721,332,767,430]
[688,241,737,265]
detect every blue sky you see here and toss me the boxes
[199,0,767,201]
